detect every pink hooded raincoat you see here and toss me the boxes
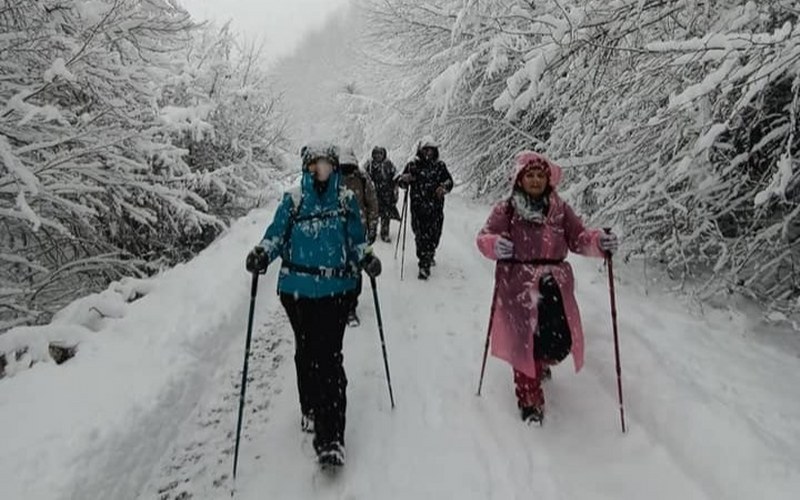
[476,152,606,379]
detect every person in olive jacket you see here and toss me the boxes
[339,146,379,327]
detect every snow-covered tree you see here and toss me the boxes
[357,0,800,314]
[0,0,285,331]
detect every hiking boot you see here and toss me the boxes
[418,266,431,280]
[520,406,544,426]
[317,442,345,468]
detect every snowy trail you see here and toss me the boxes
[6,197,793,499]
[139,197,800,500]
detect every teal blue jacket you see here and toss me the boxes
[259,170,367,298]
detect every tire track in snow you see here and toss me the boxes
[139,301,292,500]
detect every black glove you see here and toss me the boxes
[245,246,269,274]
[362,252,382,278]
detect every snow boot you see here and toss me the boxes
[317,442,345,469]
[418,259,431,280]
[521,406,544,426]
[418,266,430,280]
[347,309,360,327]
[301,413,314,434]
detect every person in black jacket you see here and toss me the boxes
[396,137,454,280]
[364,146,400,242]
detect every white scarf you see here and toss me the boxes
[511,190,548,224]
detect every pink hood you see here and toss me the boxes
[511,151,562,191]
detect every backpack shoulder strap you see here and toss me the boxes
[283,187,303,249]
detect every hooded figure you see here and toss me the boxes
[244,141,382,468]
[340,147,379,245]
[396,136,454,279]
[339,146,379,326]
[364,146,401,241]
[475,151,618,425]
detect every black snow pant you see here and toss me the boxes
[379,216,391,240]
[410,208,444,269]
[280,292,352,453]
[379,197,400,240]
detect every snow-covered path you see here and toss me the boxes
[141,198,799,500]
[3,197,799,500]
[227,199,702,500]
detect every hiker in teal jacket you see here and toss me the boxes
[245,142,382,468]
[258,151,367,298]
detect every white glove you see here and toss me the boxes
[599,232,619,253]
[495,237,514,259]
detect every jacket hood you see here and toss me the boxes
[300,141,339,170]
[339,146,359,167]
[511,151,562,192]
[416,135,439,162]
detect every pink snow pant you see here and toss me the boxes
[513,362,550,409]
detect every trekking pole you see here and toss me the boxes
[394,189,409,260]
[477,278,499,396]
[231,270,259,494]
[399,194,409,281]
[604,228,626,434]
[369,275,395,408]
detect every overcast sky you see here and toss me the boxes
[180,0,352,63]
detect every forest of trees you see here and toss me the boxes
[0,0,286,332]
[305,0,800,317]
[2,0,799,334]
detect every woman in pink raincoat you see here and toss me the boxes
[476,151,618,425]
